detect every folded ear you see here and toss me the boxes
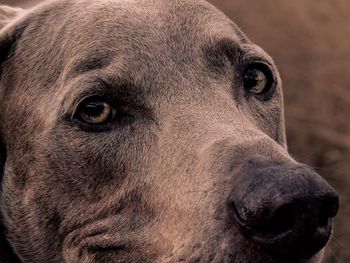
[0,5,23,27]
[0,5,25,63]
[0,5,25,262]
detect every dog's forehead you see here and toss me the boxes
[59,0,249,62]
[40,0,277,85]
[13,0,278,115]
[72,0,242,36]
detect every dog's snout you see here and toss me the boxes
[229,159,339,259]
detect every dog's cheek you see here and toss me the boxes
[32,129,157,254]
[0,156,63,262]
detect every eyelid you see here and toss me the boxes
[61,80,108,121]
[71,95,105,122]
[245,62,276,84]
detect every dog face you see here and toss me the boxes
[0,0,338,262]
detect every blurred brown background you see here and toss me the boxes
[1,0,349,262]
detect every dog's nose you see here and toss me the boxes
[229,159,339,259]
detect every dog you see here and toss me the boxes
[0,0,339,262]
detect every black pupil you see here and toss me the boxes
[244,69,262,90]
[84,101,106,117]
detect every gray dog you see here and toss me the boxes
[0,0,339,262]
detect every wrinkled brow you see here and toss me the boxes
[67,53,115,79]
[203,37,273,74]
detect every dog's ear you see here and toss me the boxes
[0,5,25,262]
[0,5,23,27]
[0,5,25,63]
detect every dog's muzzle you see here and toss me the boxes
[228,158,339,260]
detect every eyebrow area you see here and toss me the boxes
[67,53,115,80]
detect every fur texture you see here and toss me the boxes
[0,1,337,262]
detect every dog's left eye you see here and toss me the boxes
[243,64,273,96]
[75,96,117,125]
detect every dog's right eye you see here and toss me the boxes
[75,96,117,125]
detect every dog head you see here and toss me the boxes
[0,1,338,262]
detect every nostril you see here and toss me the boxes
[231,201,297,237]
[260,203,296,236]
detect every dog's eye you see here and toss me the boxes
[76,96,117,125]
[243,64,273,95]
